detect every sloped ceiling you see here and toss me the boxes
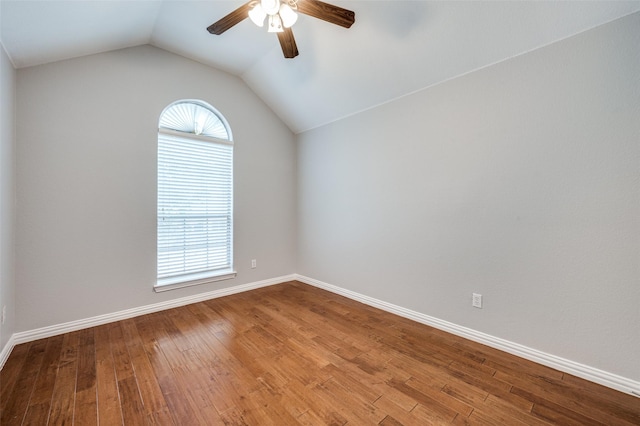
[2,1,640,133]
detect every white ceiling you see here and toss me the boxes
[2,1,640,133]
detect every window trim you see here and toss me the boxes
[155,100,235,292]
[154,269,237,293]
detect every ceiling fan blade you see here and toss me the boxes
[207,2,252,35]
[296,0,355,29]
[277,27,299,58]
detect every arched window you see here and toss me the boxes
[156,100,235,291]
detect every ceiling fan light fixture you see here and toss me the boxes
[248,3,267,27]
[279,3,298,28]
[261,0,281,16]
[267,14,284,33]
[208,0,355,58]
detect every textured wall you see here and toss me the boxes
[297,13,640,380]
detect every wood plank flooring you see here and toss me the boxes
[1,281,639,425]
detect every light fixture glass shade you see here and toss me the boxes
[249,4,266,27]
[279,3,297,28]
[261,0,280,15]
[267,14,284,33]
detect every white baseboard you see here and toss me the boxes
[294,274,640,398]
[0,274,296,369]
[2,272,638,398]
[0,334,16,370]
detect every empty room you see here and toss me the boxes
[1,0,639,424]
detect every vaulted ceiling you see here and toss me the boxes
[2,1,639,133]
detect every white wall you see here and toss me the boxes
[15,45,296,332]
[0,43,16,351]
[297,12,640,381]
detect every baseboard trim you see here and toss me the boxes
[0,334,16,370]
[2,274,296,362]
[3,273,638,397]
[294,274,640,397]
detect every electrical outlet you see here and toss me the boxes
[251,259,257,269]
[472,293,482,309]
[1,305,6,325]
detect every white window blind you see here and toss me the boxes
[157,101,234,289]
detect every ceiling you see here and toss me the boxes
[2,1,640,133]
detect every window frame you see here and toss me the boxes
[155,100,235,293]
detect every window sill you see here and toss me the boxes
[154,270,237,293]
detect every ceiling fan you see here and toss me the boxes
[207,0,355,58]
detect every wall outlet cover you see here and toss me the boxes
[472,293,482,308]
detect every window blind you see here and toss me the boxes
[157,131,233,283]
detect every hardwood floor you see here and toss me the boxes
[1,281,638,425]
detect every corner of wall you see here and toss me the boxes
[0,37,17,356]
